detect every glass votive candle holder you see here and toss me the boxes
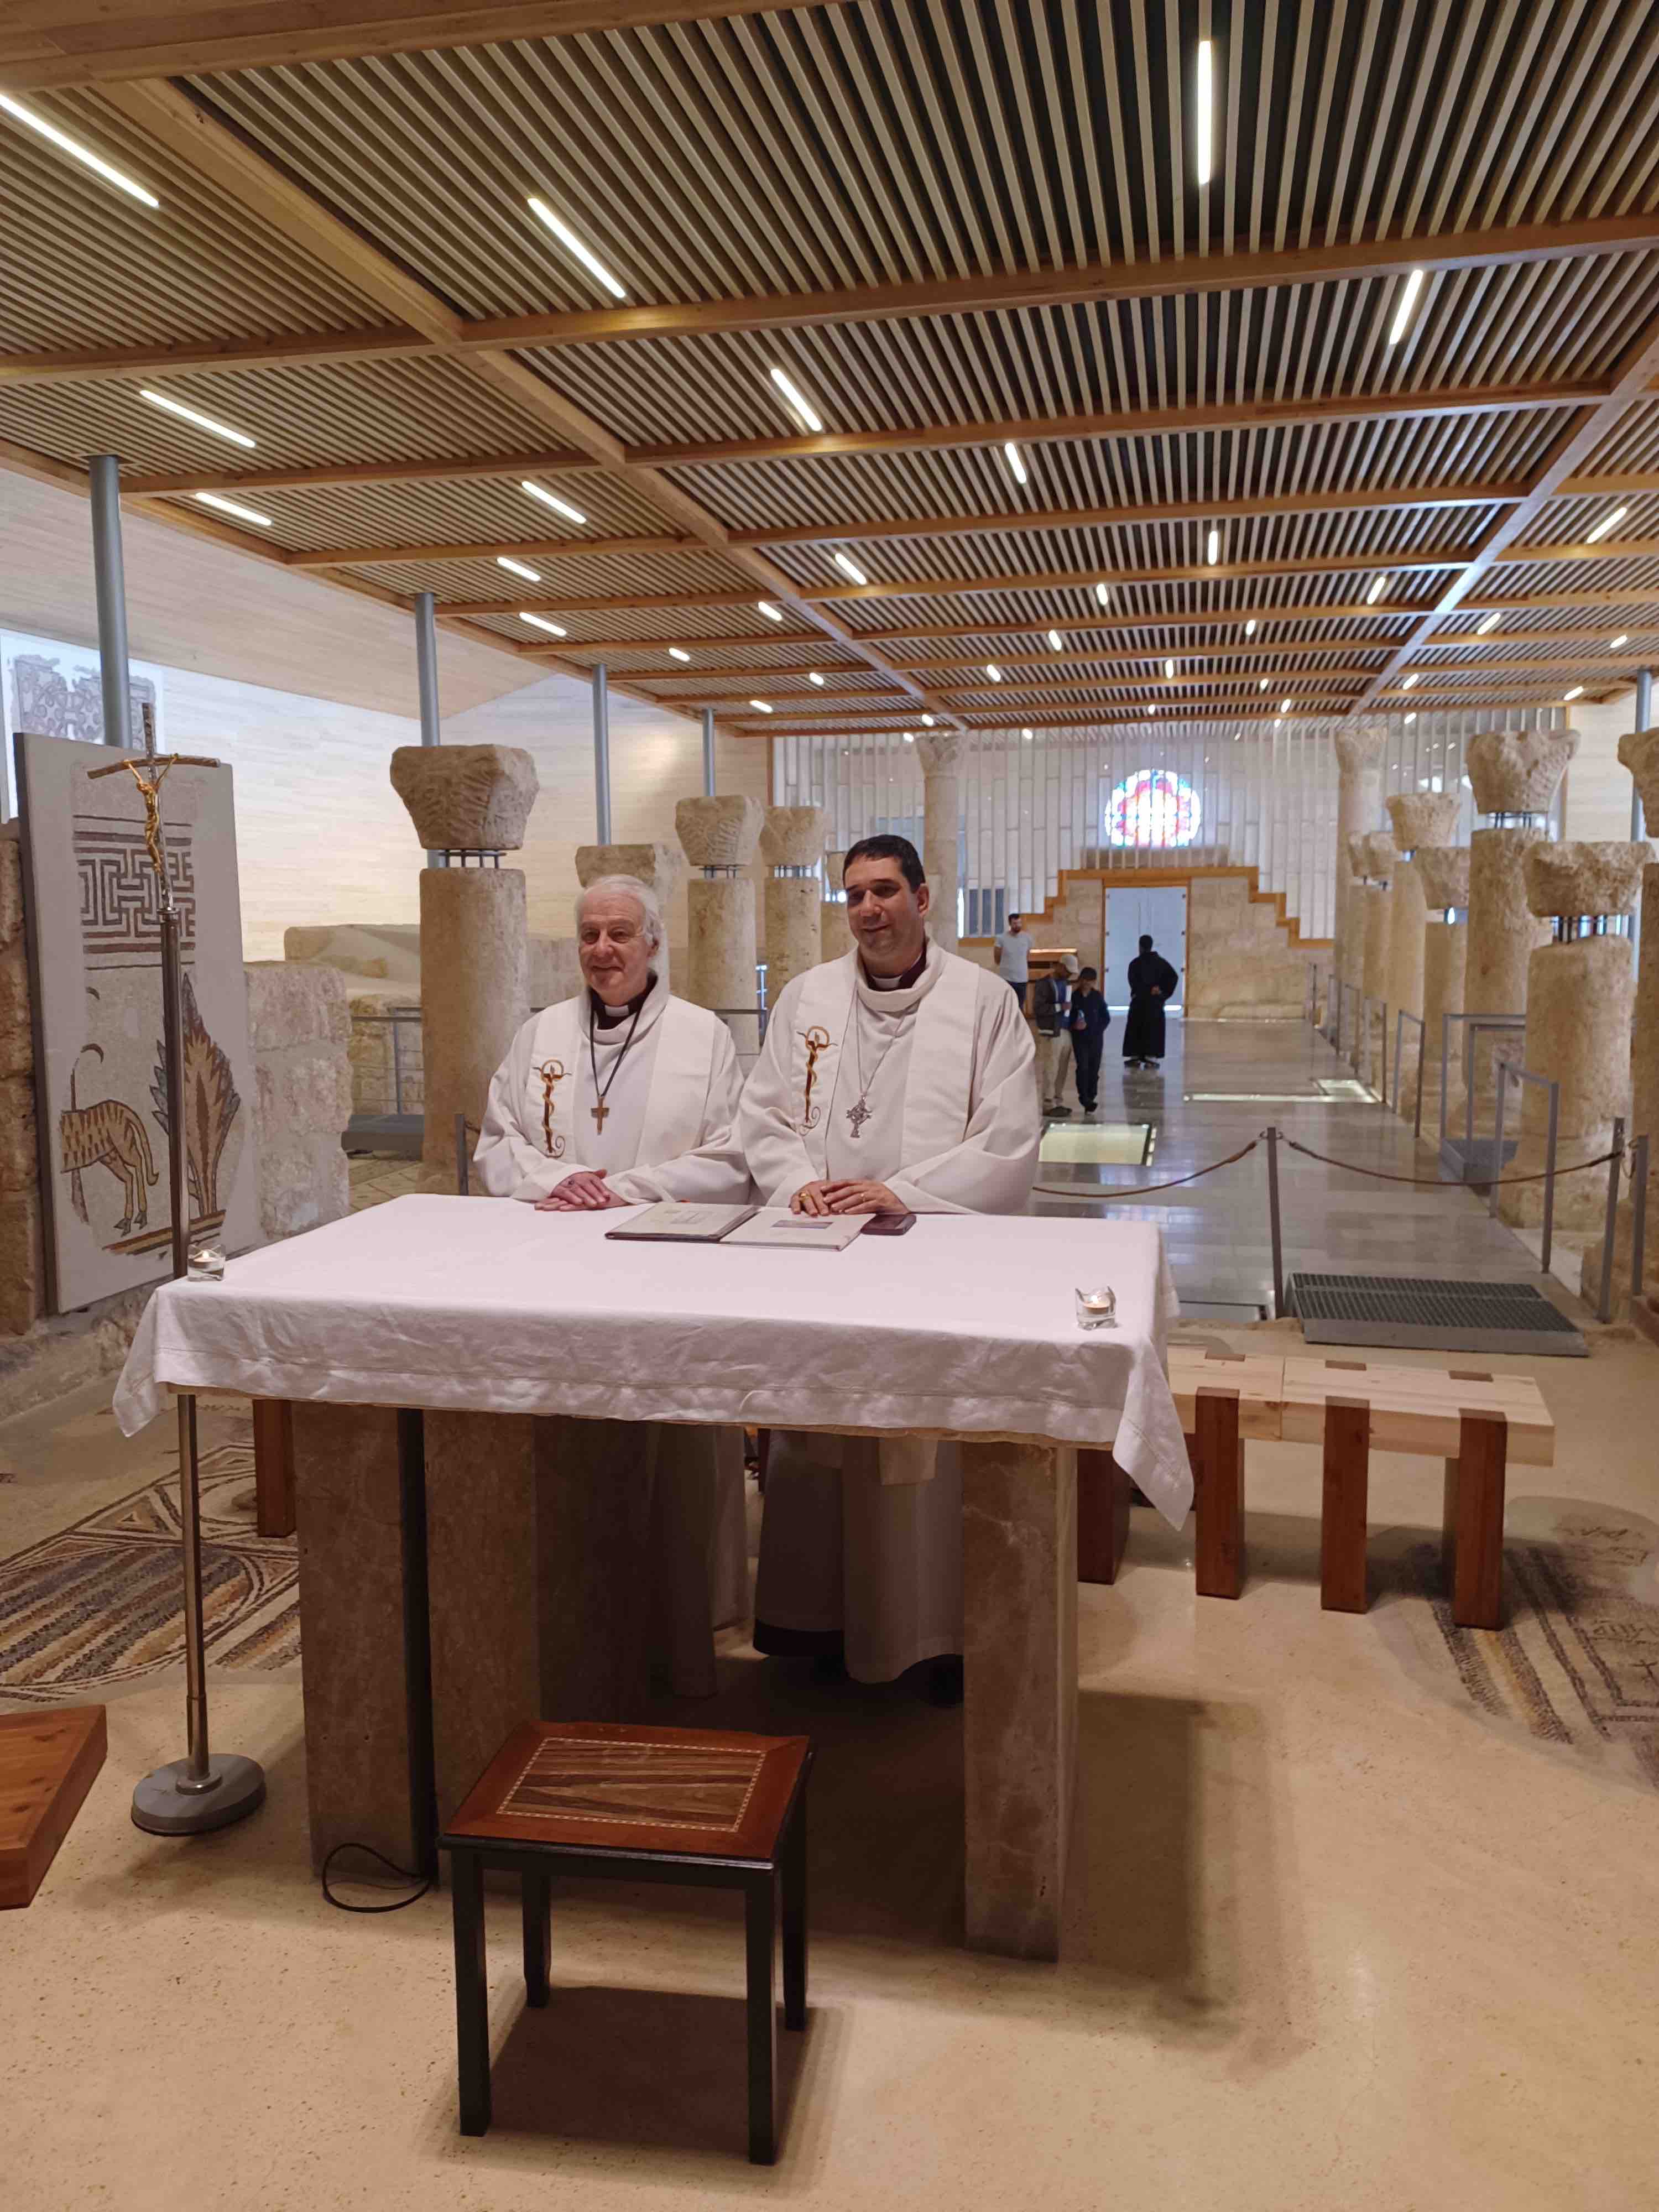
[1074,1285,1117,1330]
[187,1243,226,1282]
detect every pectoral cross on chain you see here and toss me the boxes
[590,1098,609,1131]
[846,1095,873,1138]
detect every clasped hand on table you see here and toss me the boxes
[535,1170,628,1211]
[790,1179,904,1217]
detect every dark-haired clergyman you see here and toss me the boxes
[737,833,1039,1694]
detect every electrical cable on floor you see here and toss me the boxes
[321,1840,433,1914]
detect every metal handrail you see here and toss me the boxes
[1391,1008,1426,1137]
[1490,1056,1561,1274]
[1437,1011,1526,1149]
[1360,992,1387,1100]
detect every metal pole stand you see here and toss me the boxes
[87,749,266,1839]
[1265,1123,1285,1319]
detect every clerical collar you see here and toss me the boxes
[589,973,656,1029]
[859,941,930,993]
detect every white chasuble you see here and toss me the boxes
[474,983,749,1205]
[740,942,1040,1683]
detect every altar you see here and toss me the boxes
[116,1197,1190,1959]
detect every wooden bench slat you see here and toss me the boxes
[1280,1356,1554,1466]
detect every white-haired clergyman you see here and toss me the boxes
[473,874,750,1698]
[474,874,749,1209]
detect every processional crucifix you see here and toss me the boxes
[85,729,266,1838]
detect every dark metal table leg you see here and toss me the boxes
[781,1803,807,2033]
[451,1849,491,2135]
[523,1869,551,2008]
[744,1874,778,2164]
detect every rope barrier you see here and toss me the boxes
[1276,1131,1621,1190]
[1032,1136,1259,1202]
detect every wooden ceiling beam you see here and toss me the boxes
[121,448,592,495]
[0,2,851,90]
[284,530,693,567]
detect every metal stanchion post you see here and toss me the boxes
[1413,1026,1426,1142]
[1542,1082,1559,1277]
[1392,1007,1404,1116]
[1265,1123,1285,1319]
[1489,1065,1507,1218]
[455,1111,469,1196]
[1439,1013,1451,1148]
[1631,1134,1650,1317]
[1597,1118,1625,1324]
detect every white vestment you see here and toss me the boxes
[474,979,750,1692]
[739,943,1039,1681]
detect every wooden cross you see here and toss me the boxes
[591,1098,609,1130]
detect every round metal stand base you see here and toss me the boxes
[132,1754,267,1837]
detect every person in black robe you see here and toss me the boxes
[1123,934,1179,1068]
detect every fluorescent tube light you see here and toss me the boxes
[1244,618,1257,635]
[0,93,159,207]
[1003,442,1027,484]
[1195,39,1214,186]
[142,389,255,448]
[519,612,567,636]
[1095,582,1111,606]
[1584,504,1628,542]
[1475,609,1501,634]
[668,647,691,662]
[1164,658,1175,678]
[985,664,1002,681]
[768,366,823,434]
[807,671,825,685]
[496,555,541,582]
[1564,685,1584,701]
[1610,634,1629,649]
[750,698,773,713]
[1388,267,1425,344]
[922,713,936,726]
[527,196,626,298]
[1206,528,1219,565]
[832,552,868,584]
[520,480,586,525]
[1280,696,1292,712]
[1366,574,1389,604]
[1022,727,1033,740]
[1402,672,1419,690]
[192,491,272,526]
[1047,629,1063,650]
[758,601,783,622]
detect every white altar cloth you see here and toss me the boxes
[114,1197,1193,1524]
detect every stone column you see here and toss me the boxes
[1499,843,1646,1232]
[759,805,829,1002]
[1454,728,1578,1126]
[677,795,764,1060]
[1333,720,1389,997]
[575,841,686,992]
[1414,846,1469,1137]
[390,746,536,1180]
[915,731,963,952]
[1580,729,1659,1305]
[1350,831,1398,1083]
[821,848,850,962]
[1384,792,1460,1113]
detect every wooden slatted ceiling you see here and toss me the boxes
[3,1,1659,729]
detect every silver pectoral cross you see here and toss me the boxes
[846,1095,872,1138]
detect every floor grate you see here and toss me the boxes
[1287,1273,1587,1357]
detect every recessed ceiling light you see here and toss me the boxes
[1206,528,1219,565]
[832,552,868,585]
[1047,629,1063,650]
[1259,677,1269,690]
[1475,609,1501,634]
[1244,618,1257,635]
[527,196,626,298]
[1022,727,1034,740]
[1146,703,1158,715]
[1564,685,1584,701]
[1195,39,1214,186]
[668,646,691,662]
[903,731,915,742]
[985,663,1002,681]
[1003,442,1028,485]
[1404,711,1417,724]
[192,490,273,526]
[922,713,936,726]
[496,555,542,582]
[1366,574,1389,604]
[758,601,783,622]
[1095,582,1111,606]
[1584,505,1629,543]
[1402,672,1419,690]
[1388,267,1425,345]
[750,698,773,713]
[521,479,586,525]
[0,92,160,207]
[1610,633,1630,649]
[807,670,825,686]
[1164,658,1176,678]
[1280,696,1292,712]
[519,611,567,636]
[767,366,825,435]
[142,388,256,449]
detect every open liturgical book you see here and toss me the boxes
[606,1203,868,1250]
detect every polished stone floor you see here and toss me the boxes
[1033,1016,1572,1313]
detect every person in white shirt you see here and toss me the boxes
[994,911,1031,1009]
[738,835,1039,1694]
[474,875,749,1694]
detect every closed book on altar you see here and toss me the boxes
[604,1202,759,1243]
[719,1208,868,1251]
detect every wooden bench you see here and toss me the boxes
[1,1707,106,1909]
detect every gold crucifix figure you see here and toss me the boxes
[534,1058,567,1158]
[799,1025,831,1132]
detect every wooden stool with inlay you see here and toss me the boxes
[1170,1346,1288,1599]
[440,1720,812,2165]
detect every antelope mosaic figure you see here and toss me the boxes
[61,1044,158,1239]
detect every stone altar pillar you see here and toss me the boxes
[575,840,685,992]
[1414,846,1469,1136]
[1384,792,1460,1113]
[915,731,963,952]
[1499,842,1646,1231]
[390,745,536,1179]
[677,795,764,1059]
[1454,728,1577,1124]
[760,805,829,1003]
[1349,831,1398,1083]
[1333,721,1389,1003]
[1580,729,1659,1305]
[821,848,850,962]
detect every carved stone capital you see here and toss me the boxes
[389,745,538,851]
[1618,724,1659,823]
[575,841,686,899]
[1524,840,1649,919]
[1386,792,1460,851]
[1349,830,1400,881]
[1415,846,1470,910]
[759,804,829,869]
[1333,721,1389,776]
[915,730,965,778]
[1466,727,1577,815]
[676,793,764,868]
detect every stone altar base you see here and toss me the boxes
[417,867,528,1176]
[1499,936,1635,1231]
